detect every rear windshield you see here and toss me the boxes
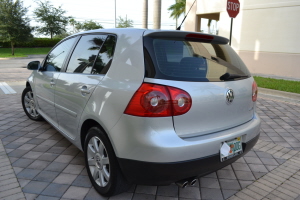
[143,37,250,82]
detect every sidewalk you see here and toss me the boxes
[0,139,25,199]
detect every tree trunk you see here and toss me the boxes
[11,42,14,56]
[153,0,161,29]
[51,32,53,39]
[176,17,178,29]
[142,0,148,28]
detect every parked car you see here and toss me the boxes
[22,28,261,196]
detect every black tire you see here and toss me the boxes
[21,87,43,121]
[84,127,131,196]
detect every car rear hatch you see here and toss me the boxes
[143,30,255,138]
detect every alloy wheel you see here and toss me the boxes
[87,136,110,187]
[24,91,39,118]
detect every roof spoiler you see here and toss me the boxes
[144,31,229,45]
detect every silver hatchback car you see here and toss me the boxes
[22,28,261,196]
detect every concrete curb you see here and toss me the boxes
[258,87,300,100]
[0,55,46,60]
[253,73,300,82]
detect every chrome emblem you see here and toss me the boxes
[226,89,234,104]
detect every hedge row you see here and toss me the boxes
[0,38,62,48]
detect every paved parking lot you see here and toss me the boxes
[0,56,300,200]
[0,90,300,199]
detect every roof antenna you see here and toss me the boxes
[176,0,196,30]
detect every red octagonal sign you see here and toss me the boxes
[227,0,240,18]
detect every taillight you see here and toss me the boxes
[168,87,192,116]
[252,81,258,102]
[124,83,192,117]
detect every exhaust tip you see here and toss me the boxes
[176,177,197,188]
[189,179,197,186]
[176,180,189,188]
[182,181,188,188]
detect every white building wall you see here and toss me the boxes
[184,0,300,79]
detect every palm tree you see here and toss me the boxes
[168,0,186,28]
[69,18,78,33]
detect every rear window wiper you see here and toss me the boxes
[220,73,249,81]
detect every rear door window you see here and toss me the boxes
[144,37,250,82]
[66,35,107,74]
[91,35,117,74]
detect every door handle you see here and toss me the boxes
[81,86,90,96]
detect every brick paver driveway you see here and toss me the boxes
[0,92,300,200]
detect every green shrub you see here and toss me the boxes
[0,38,62,48]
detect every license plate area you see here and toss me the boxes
[220,137,243,162]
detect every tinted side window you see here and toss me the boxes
[44,37,77,72]
[66,35,107,73]
[92,35,117,74]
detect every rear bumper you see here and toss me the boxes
[118,133,259,185]
[109,113,261,163]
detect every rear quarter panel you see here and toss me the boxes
[77,29,146,151]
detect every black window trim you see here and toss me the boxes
[60,36,81,73]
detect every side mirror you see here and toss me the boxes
[27,61,40,70]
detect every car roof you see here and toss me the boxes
[70,28,146,37]
[66,28,229,45]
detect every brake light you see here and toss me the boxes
[124,83,192,117]
[252,81,258,102]
[185,34,214,41]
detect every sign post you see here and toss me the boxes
[227,0,240,45]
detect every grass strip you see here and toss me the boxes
[0,47,51,58]
[254,76,300,94]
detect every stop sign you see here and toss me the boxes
[227,0,240,18]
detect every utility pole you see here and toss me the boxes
[142,0,148,28]
[115,0,117,28]
[153,0,161,29]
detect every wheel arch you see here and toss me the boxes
[80,119,111,151]
[26,73,35,88]
[81,118,131,195]
[26,81,31,88]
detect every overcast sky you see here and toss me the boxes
[22,0,185,30]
